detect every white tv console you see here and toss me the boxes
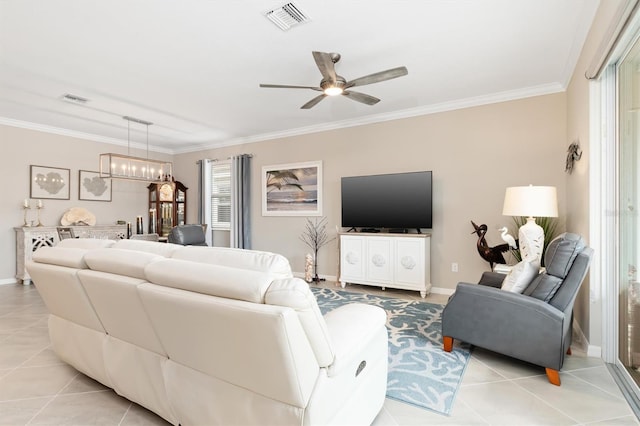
[338,232,431,298]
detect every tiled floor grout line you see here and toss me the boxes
[509,375,586,425]
[25,372,81,425]
[455,397,492,425]
[118,404,135,426]
[581,413,640,425]
[565,369,628,402]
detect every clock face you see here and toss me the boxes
[159,183,174,201]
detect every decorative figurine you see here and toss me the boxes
[471,220,512,271]
[499,227,518,249]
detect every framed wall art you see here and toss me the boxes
[30,165,70,200]
[262,160,322,216]
[79,170,112,201]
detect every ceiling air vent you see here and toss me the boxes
[61,93,89,104]
[265,2,310,31]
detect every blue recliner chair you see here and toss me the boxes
[167,224,208,246]
[442,232,593,386]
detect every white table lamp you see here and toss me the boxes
[502,185,558,264]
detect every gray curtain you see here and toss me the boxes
[230,154,251,249]
[197,159,213,246]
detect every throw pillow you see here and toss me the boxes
[501,260,539,293]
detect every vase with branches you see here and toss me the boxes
[299,217,335,282]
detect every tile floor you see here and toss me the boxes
[0,281,638,425]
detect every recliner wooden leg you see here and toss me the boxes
[443,336,453,352]
[567,347,572,355]
[545,368,561,386]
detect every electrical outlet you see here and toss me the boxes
[451,262,458,272]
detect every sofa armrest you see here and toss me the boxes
[323,303,387,377]
[442,282,566,369]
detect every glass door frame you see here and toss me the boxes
[597,11,640,413]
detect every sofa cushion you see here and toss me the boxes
[32,246,89,269]
[501,260,539,293]
[113,239,183,257]
[524,273,564,302]
[84,249,164,280]
[172,246,293,278]
[145,259,275,303]
[57,238,116,249]
[543,233,585,279]
[524,233,585,302]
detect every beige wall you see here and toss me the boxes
[565,0,625,349]
[174,93,567,292]
[0,125,169,282]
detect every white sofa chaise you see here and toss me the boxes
[26,239,388,425]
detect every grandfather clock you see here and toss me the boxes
[147,179,188,237]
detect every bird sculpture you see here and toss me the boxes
[471,220,511,271]
[499,227,518,250]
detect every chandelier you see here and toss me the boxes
[99,116,173,182]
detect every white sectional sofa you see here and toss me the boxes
[26,239,388,425]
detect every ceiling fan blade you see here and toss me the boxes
[301,94,327,109]
[260,84,322,91]
[345,66,408,88]
[342,90,380,105]
[312,51,337,83]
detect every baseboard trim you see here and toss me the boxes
[430,287,455,296]
[572,317,602,358]
[588,345,603,358]
[0,278,19,286]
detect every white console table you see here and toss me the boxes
[14,225,127,284]
[339,232,431,298]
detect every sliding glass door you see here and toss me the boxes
[618,34,640,388]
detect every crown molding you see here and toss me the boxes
[0,117,174,154]
[174,82,565,154]
[2,81,565,156]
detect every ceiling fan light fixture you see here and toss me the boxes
[324,86,343,96]
[321,77,346,96]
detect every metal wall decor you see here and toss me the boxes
[565,140,582,174]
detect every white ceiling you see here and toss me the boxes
[0,0,599,154]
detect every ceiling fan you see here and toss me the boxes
[259,51,408,109]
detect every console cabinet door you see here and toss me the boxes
[340,235,366,281]
[394,237,425,288]
[366,238,393,283]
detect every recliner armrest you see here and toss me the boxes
[478,272,506,288]
[446,282,563,322]
[323,303,387,377]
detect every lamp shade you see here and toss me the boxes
[502,185,558,218]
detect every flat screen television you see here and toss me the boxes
[341,171,433,231]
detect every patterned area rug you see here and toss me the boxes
[311,287,471,416]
